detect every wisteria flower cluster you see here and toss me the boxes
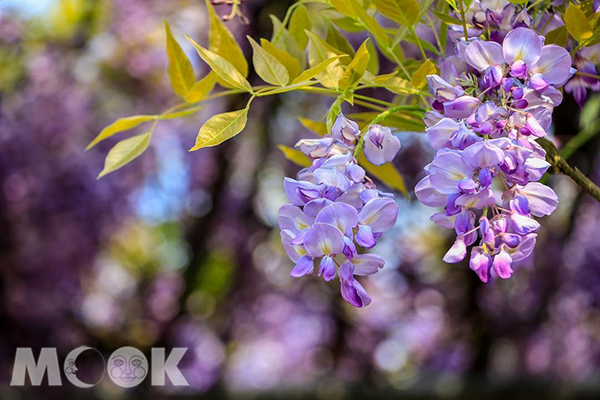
[416,27,564,282]
[278,114,401,307]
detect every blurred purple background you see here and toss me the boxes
[1,0,600,398]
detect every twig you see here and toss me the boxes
[537,137,600,203]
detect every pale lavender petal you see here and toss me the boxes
[363,125,401,166]
[313,168,351,191]
[462,140,504,168]
[464,40,504,71]
[295,137,334,158]
[530,45,572,84]
[291,255,314,277]
[443,237,467,263]
[426,118,460,150]
[343,236,357,259]
[492,249,513,279]
[510,213,540,235]
[340,277,372,308]
[510,234,537,261]
[283,178,324,206]
[429,152,473,194]
[318,256,337,281]
[332,112,359,144]
[357,198,399,233]
[346,164,366,183]
[443,96,482,119]
[303,222,345,257]
[355,225,376,249]
[502,27,542,65]
[470,246,491,283]
[430,212,457,229]
[315,202,358,237]
[515,182,559,217]
[303,198,332,218]
[415,176,447,207]
[455,188,496,209]
[280,229,307,263]
[278,204,313,235]
[351,253,385,276]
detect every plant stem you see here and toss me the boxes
[537,137,600,203]
[575,71,600,81]
[459,0,469,42]
[410,26,427,60]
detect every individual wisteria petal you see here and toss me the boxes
[363,125,401,166]
[355,225,376,249]
[415,176,447,207]
[357,198,399,233]
[351,253,385,275]
[303,198,332,218]
[443,96,482,119]
[280,230,307,263]
[314,202,358,237]
[530,45,572,85]
[464,40,504,71]
[303,222,345,258]
[332,112,359,145]
[295,137,334,158]
[318,256,337,281]
[455,188,496,209]
[502,27,542,66]
[426,118,460,149]
[461,140,504,168]
[443,237,467,263]
[510,213,540,235]
[278,204,313,235]
[429,152,474,194]
[346,164,365,183]
[284,178,324,206]
[313,168,351,192]
[470,247,492,283]
[515,182,559,217]
[492,249,513,279]
[430,212,457,229]
[291,255,314,278]
[340,262,372,308]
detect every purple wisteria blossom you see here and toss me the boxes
[279,113,400,307]
[417,27,564,282]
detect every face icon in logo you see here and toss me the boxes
[108,347,148,388]
[63,346,105,388]
[65,359,77,375]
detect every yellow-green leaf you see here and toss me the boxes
[206,0,248,76]
[366,39,379,75]
[376,74,421,95]
[545,26,568,47]
[325,19,355,58]
[278,145,311,167]
[289,4,311,50]
[260,39,301,81]
[184,72,217,103]
[247,36,289,86]
[164,20,196,97]
[339,39,370,90]
[299,118,327,135]
[375,0,420,26]
[331,0,390,48]
[271,15,305,68]
[565,3,593,44]
[411,59,436,88]
[292,56,344,84]
[305,30,346,89]
[86,115,157,150]
[160,105,203,120]
[98,132,151,178]
[190,107,249,150]
[358,153,408,196]
[187,36,252,92]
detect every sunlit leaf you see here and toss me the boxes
[86,115,157,150]
[339,39,371,90]
[325,19,355,58]
[375,0,420,26]
[292,56,344,84]
[187,36,252,92]
[357,153,408,196]
[248,36,289,86]
[98,132,151,178]
[299,117,327,135]
[306,31,346,89]
[184,72,217,103]
[431,10,462,25]
[206,0,248,76]
[164,20,196,97]
[160,105,203,120]
[271,15,305,68]
[411,59,436,88]
[565,3,593,44]
[190,107,249,150]
[289,4,311,50]
[330,0,390,48]
[278,145,311,167]
[260,39,301,81]
[376,74,421,95]
[365,39,379,75]
[326,97,342,132]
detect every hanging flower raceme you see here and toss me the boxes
[416,27,564,283]
[278,114,401,307]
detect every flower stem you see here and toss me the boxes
[537,137,600,203]
[575,71,600,81]
[459,0,469,42]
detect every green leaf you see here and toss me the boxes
[330,0,390,48]
[299,117,328,135]
[305,31,346,89]
[339,39,371,90]
[260,39,301,81]
[248,36,289,86]
[278,145,311,167]
[164,20,196,97]
[325,19,355,57]
[326,97,343,132]
[444,0,458,11]
[190,107,249,150]
[292,56,344,84]
[160,105,203,120]
[289,4,311,50]
[206,0,248,76]
[86,115,157,150]
[357,153,408,196]
[187,36,252,92]
[375,74,421,95]
[271,15,305,68]
[431,10,463,25]
[98,132,151,178]
[375,0,420,26]
[565,3,593,44]
[184,72,217,103]
[545,26,568,47]
[365,39,379,75]
[411,59,436,88]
